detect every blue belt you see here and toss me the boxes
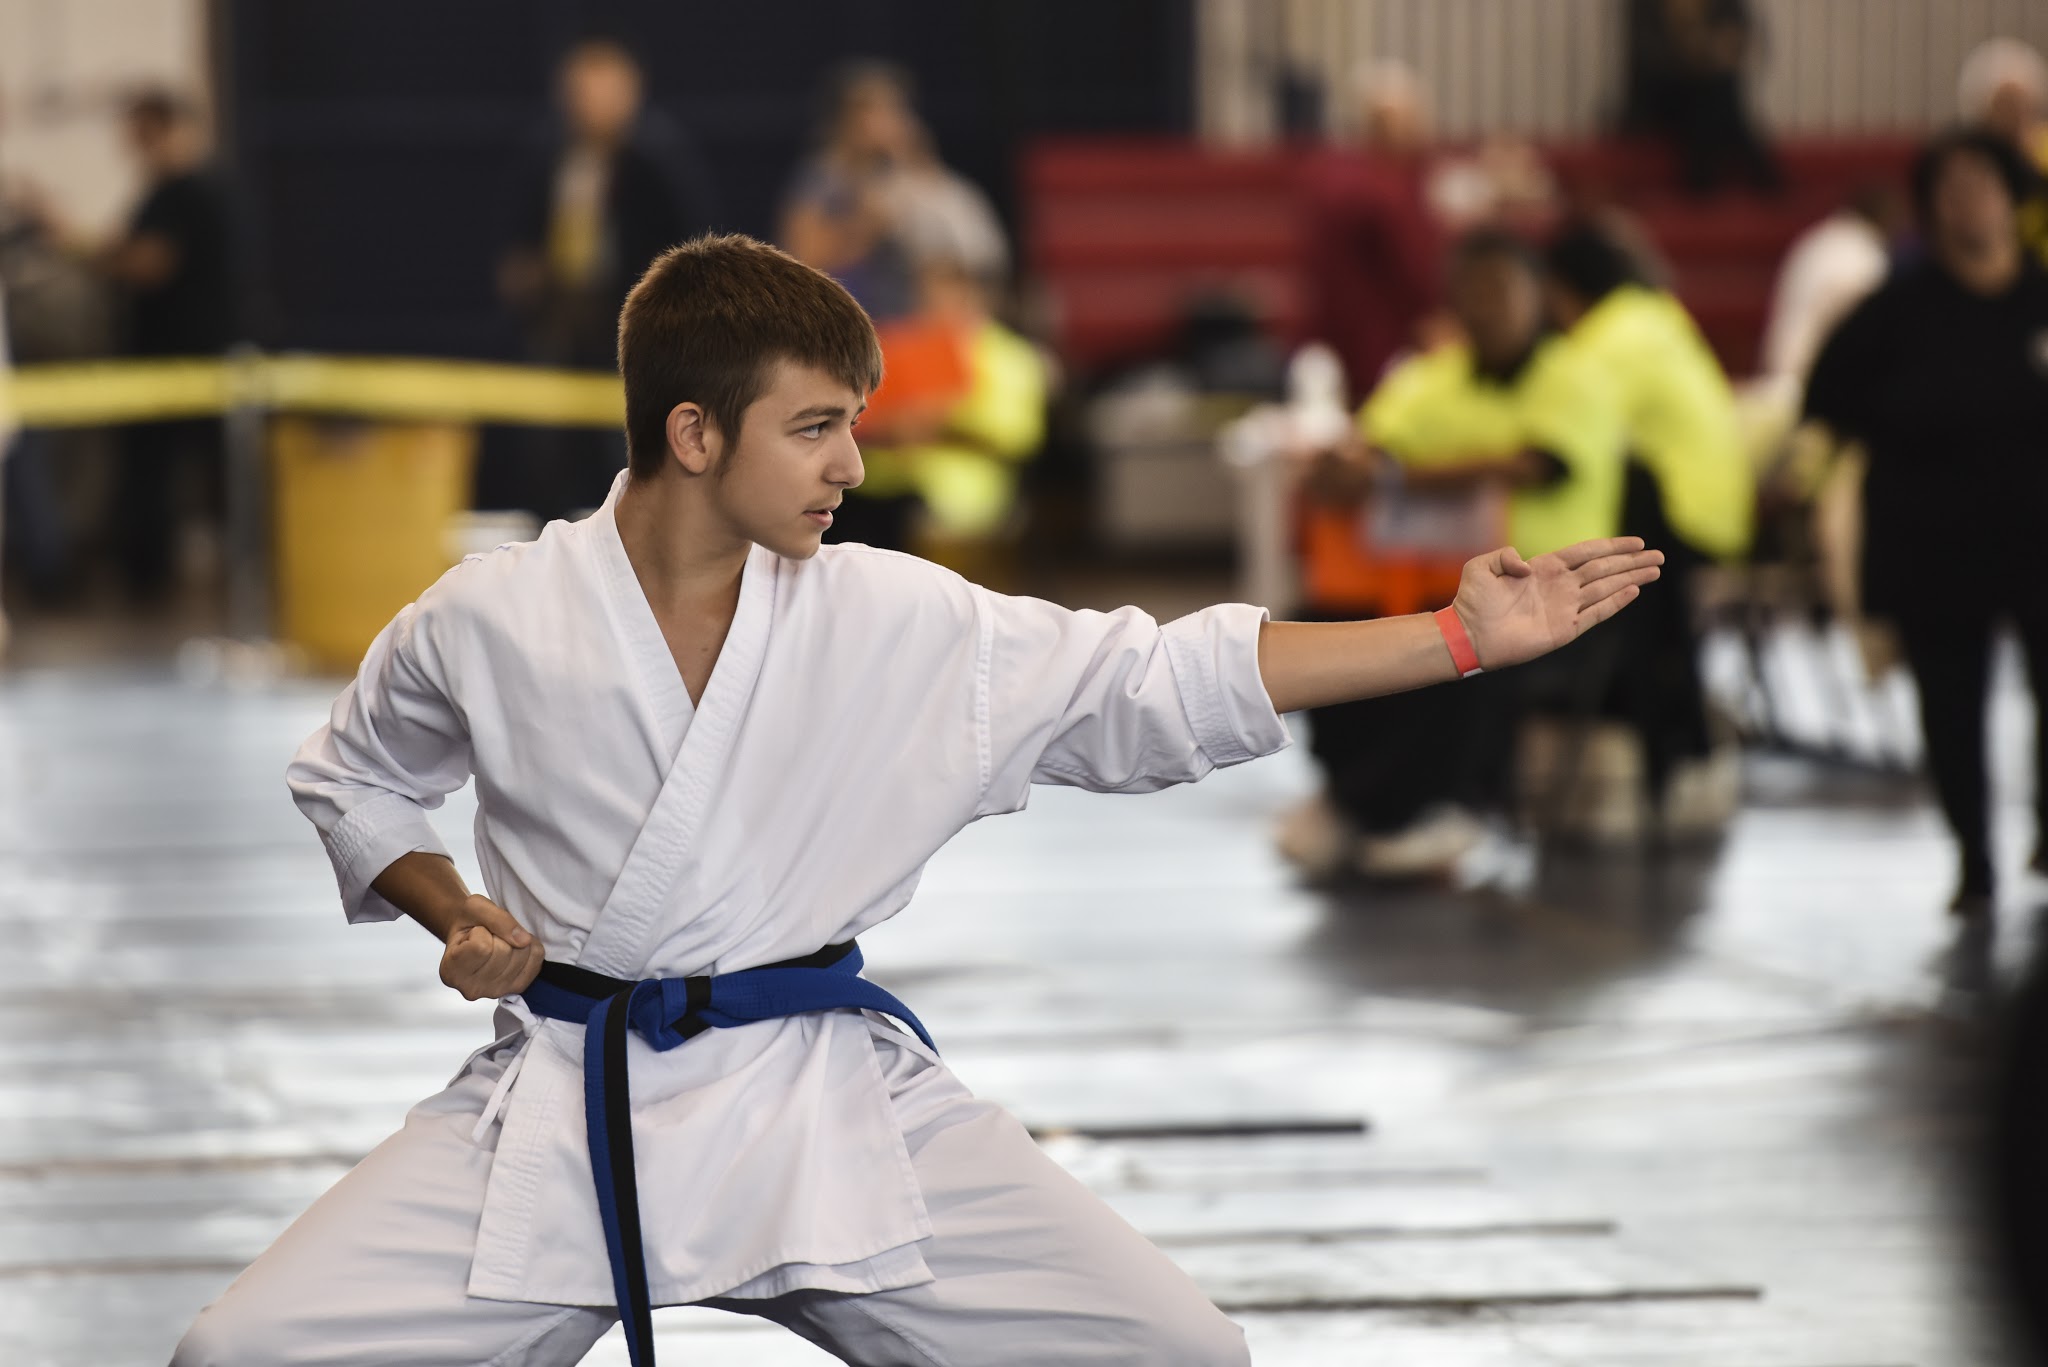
[520,941,934,1367]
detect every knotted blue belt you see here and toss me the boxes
[520,941,934,1367]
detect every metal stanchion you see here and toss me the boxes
[5,352,615,674]
[221,344,271,643]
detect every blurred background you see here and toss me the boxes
[7,1,2048,1364]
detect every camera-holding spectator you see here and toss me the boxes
[779,61,1006,326]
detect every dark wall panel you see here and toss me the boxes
[224,0,1193,356]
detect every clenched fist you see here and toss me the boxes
[439,894,545,1001]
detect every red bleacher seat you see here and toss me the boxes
[1023,134,1919,381]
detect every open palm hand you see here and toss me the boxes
[1450,538,1664,671]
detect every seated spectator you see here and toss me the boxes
[1546,223,1752,563]
[1277,230,1627,881]
[1426,137,1560,235]
[780,61,1005,325]
[1959,37,2048,268]
[1545,222,1753,829]
[1297,60,1448,397]
[1623,0,1781,195]
[1962,37,2048,172]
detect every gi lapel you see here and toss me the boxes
[577,537,779,980]
[592,490,695,760]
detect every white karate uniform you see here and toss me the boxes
[174,473,1288,1365]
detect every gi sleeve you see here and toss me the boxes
[286,602,473,924]
[976,589,1291,816]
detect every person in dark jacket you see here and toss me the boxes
[103,88,241,603]
[1805,129,2048,914]
[493,38,719,521]
[1624,0,1781,195]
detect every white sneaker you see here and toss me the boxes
[1356,804,1487,880]
[1274,790,1357,881]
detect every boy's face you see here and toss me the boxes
[708,359,866,560]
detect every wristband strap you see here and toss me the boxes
[1434,606,1484,678]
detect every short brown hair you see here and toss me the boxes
[617,234,883,476]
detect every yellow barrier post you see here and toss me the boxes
[270,415,478,670]
[224,346,271,641]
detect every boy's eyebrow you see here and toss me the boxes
[787,401,868,423]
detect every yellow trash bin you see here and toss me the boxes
[272,416,476,671]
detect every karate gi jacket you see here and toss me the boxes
[287,474,1290,1307]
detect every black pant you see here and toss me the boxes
[1611,466,1714,805]
[1306,612,1620,835]
[1307,666,1519,834]
[1896,602,2048,887]
[1303,603,1525,834]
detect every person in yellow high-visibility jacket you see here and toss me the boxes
[1544,225,1753,562]
[1542,221,1752,830]
[1279,229,1632,880]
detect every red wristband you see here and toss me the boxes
[1434,606,1483,678]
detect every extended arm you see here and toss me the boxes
[287,599,541,1000]
[1256,537,1663,713]
[975,537,1656,808]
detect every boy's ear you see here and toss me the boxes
[666,402,716,476]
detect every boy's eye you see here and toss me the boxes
[798,423,827,439]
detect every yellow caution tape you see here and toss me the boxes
[4,358,236,426]
[1,354,624,429]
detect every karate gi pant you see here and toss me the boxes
[171,1031,1248,1367]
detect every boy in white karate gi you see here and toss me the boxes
[173,234,1660,1367]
